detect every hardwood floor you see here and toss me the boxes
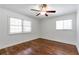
[0,38,78,55]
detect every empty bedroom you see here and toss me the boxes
[0,4,79,55]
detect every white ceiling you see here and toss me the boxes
[0,4,77,19]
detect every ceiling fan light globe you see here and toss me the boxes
[41,12,46,15]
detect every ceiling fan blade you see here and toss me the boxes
[31,9,40,11]
[45,13,48,16]
[36,13,40,16]
[46,10,56,13]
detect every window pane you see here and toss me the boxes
[23,27,31,32]
[63,20,72,29]
[10,18,22,25]
[56,20,63,29]
[10,26,22,33]
[10,26,22,29]
[23,20,31,32]
[23,20,31,26]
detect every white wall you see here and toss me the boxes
[0,8,40,49]
[77,5,79,52]
[40,13,77,45]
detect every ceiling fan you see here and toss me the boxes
[31,4,56,16]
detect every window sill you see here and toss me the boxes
[56,29,72,31]
[8,32,31,35]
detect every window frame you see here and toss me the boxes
[22,20,32,33]
[56,20,72,30]
[9,17,32,34]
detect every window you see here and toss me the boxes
[9,17,31,34]
[23,20,31,32]
[56,20,63,29]
[56,20,72,30]
[10,18,22,34]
